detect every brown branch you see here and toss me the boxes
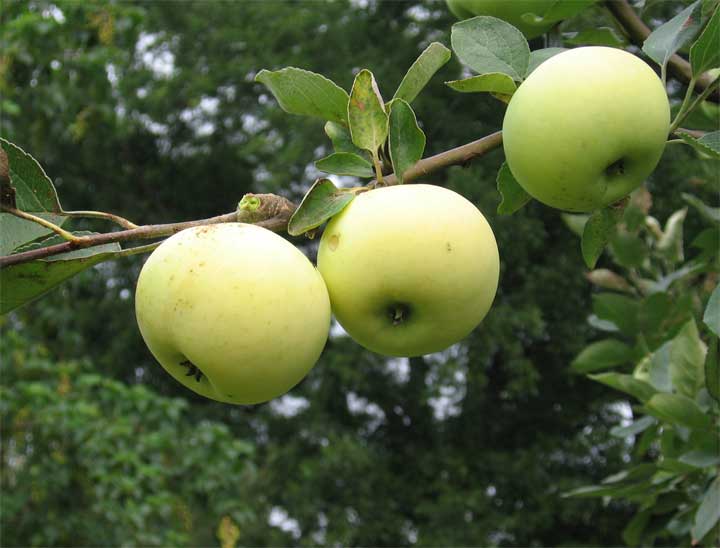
[605,0,720,102]
[383,131,503,186]
[0,131,504,268]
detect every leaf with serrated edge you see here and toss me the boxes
[393,42,451,104]
[388,99,425,184]
[1,233,123,315]
[676,131,720,159]
[643,1,703,69]
[287,179,355,236]
[496,162,531,215]
[255,67,349,124]
[581,206,624,269]
[0,138,62,213]
[0,139,70,256]
[451,17,529,81]
[315,153,374,178]
[446,73,517,95]
[690,5,720,76]
[670,319,707,398]
[348,70,388,158]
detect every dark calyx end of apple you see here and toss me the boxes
[180,359,204,382]
[605,158,626,177]
[387,303,411,326]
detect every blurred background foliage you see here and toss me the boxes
[0,0,717,546]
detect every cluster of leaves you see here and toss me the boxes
[0,321,257,547]
[0,139,132,315]
[562,184,719,545]
[256,42,451,235]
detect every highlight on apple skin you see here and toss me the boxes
[446,0,557,38]
[317,184,500,357]
[135,223,331,405]
[502,46,671,213]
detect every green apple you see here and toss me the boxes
[317,184,500,357]
[446,0,557,38]
[135,223,330,405]
[502,46,670,212]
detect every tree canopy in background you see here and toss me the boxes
[1,1,717,547]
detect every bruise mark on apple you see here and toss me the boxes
[446,242,452,252]
[327,234,340,251]
[180,359,204,382]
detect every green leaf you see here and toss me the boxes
[0,138,62,213]
[255,67,349,124]
[643,1,703,70]
[496,162,531,215]
[634,341,673,392]
[703,285,720,337]
[690,5,720,76]
[675,131,720,159]
[450,16,530,81]
[679,449,720,467]
[589,372,658,402]
[315,152,374,178]
[610,415,656,438]
[526,48,567,76]
[622,509,651,547]
[592,293,640,336]
[581,206,624,269]
[693,478,720,542]
[445,73,517,97]
[324,121,367,156]
[393,42,451,104]
[387,99,425,184]
[1,234,123,315]
[682,192,720,224]
[564,28,627,47]
[670,319,707,398]
[520,0,596,25]
[348,69,388,158]
[571,339,633,373]
[644,393,712,429]
[706,338,719,401]
[0,139,71,256]
[561,213,589,238]
[286,178,355,236]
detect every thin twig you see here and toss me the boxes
[1,205,80,242]
[63,210,139,229]
[670,77,720,133]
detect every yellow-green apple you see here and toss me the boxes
[502,46,670,212]
[317,184,499,357]
[135,223,330,405]
[446,0,557,38]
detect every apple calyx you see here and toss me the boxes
[180,359,205,382]
[605,158,626,178]
[388,303,411,326]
